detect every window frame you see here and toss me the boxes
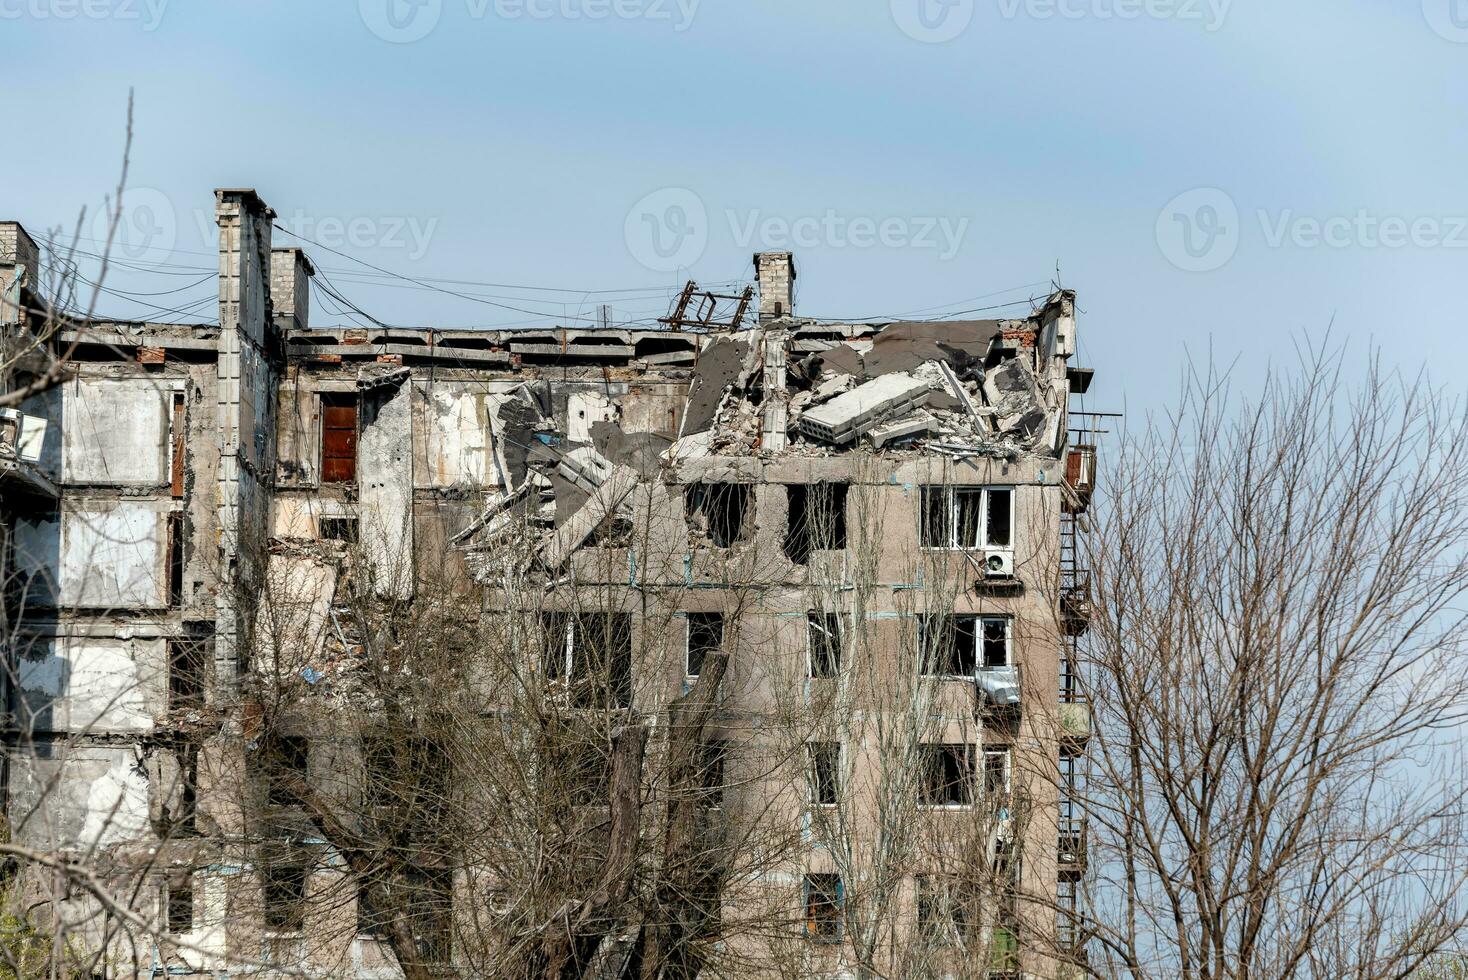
[919,485,1015,551]
[920,614,1012,678]
[803,873,844,943]
[983,747,1013,804]
[806,612,843,679]
[808,741,841,808]
[918,742,977,809]
[541,612,633,709]
[685,611,725,680]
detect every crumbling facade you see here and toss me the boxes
[0,190,1096,978]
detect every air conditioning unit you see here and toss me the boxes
[0,408,45,463]
[982,548,1015,579]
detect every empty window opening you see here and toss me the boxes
[167,880,193,935]
[920,486,1013,549]
[921,615,1009,676]
[264,735,308,807]
[920,744,975,807]
[984,748,1012,804]
[364,735,452,820]
[170,391,186,498]
[685,483,752,548]
[263,863,307,933]
[320,517,358,543]
[168,636,207,710]
[804,873,843,942]
[321,393,359,484]
[807,612,843,678]
[590,514,634,547]
[541,612,633,709]
[698,739,727,808]
[784,483,848,564]
[358,877,386,938]
[809,742,840,807]
[686,612,724,678]
[167,511,185,606]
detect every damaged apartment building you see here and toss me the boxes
[0,189,1099,978]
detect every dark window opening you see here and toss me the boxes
[320,517,358,543]
[920,615,1009,676]
[919,744,975,806]
[698,739,727,808]
[364,735,452,822]
[982,618,1010,668]
[358,877,386,938]
[174,745,199,834]
[984,749,1011,803]
[919,487,1013,549]
[685,483,752,548]
[167,511,185,606]
[809,742,839,806]
[170,392,186,499]
[807,613,842,679]
[321,393,359,484]
[167,880,193,934]
[265,735,308,807]
[263,863,307,932]
[541,612,633,708]
[686,612,724,678]
[804,873,842,941]
[168,636,207,709]
[784,483,848,564]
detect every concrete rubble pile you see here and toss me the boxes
[459,292,1072,576]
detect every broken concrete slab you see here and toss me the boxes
[799,372,936,445]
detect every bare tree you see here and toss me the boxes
[1080,345,1468,979]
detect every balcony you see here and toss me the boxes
[1059,818,1088,876]
[1059,700,1091,745]
[1061,570,1093,636]
[1063,445,1096,514]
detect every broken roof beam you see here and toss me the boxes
[541,465,639,568]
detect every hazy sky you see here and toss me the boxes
[4,0,1467,418]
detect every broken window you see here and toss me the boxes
[320,393,358,484]
[685,483,752,547]
[167,879,193,935]
[804,873,843,941]
[809,742,840,807]
[166,511,184,606]
[984,748,1012,803]
[358,876,386,938]
[541,612,633,709]
[686,612,724,678]
[264,735,308,807]
[404,868,453,965]
[262,862,307,933]
[784,483,848,564]
[319,516,358,543]
[807,612,843,678]
[919,744,975,806]
[920,615,1009,676]
[168,636,207,709]
[919,486,1013,549]
[589,514,634,548]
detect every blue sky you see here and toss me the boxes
[3,0,1467,418]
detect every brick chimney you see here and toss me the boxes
[0,222,39,325]
[270,247,315,333]
[754,251,796,322]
